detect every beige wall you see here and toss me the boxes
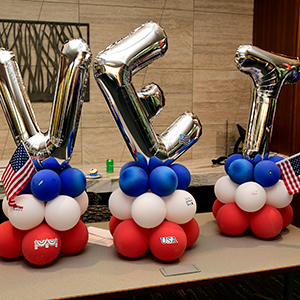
[0,0,254,166]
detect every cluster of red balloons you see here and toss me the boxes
[213,154,294,239]
[0,157,89,265]
[109,153,200,261]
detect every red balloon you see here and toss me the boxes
[0,221,27,259]
[216,202,249,236]
[59,220,88,255]
[113,219,149,258]
[22,223,62,265]
[179,218,199,247]
[212,199,224,218]
[250,205,283,239]
[149,220,187,261]
[278,205,294,229]
[109,215,123,236]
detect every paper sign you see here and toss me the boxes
[160,264,200,277]
[88,226,114,247]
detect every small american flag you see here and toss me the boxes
[276,153,300,195]
[1,143,36,207]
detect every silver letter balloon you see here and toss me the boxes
[94,21,202,162]
[0,39,91,161]
[235,45,300,158]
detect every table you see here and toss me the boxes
[1,213,300,300]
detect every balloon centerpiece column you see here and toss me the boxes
[213,45,300,239]
[0,39,91,266]
[93,22,202,261]
[109,154,200,261]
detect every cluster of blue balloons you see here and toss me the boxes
[119,153,191,197]
[20,157,87,201]
[225,153,283,187]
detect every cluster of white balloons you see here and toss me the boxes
[109,188,197,229]
[2,191,89,232]
[215,175,293,213]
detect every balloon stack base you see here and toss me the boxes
[108,153,200,261]
[0,157,90,266]
[213,154,294,239]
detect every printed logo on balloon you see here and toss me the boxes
[94,22,201,261]
[0,39,91,265]
[213,45,300,239]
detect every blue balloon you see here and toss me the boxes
[55,161,72,174]
[18,176,34,195]
[254,160,281,187]
[119,166,149,197]
[149,166,178,197]
[42,157,60,170]
[227,159,254,184]
[224,154,243,174]
[148,156,163,173]
[253,154,262,165]
[31,169,61,201]
[136,152,148,172]
[120,161,139,175]
[59,168,86,197]
[268,155,284,163]
[32,159,43,171]
[163,158,174,166]
[169,163,191,190]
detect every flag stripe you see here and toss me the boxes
[6,162,35,197]
[5,159,34,194]
[1,143,36,206]
[277,156,300,195]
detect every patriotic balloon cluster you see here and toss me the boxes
[213,154,294,239]
[108,153,199,261]
[0,157,89,265]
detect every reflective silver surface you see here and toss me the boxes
[94,21,201,162]
[0,39,91,161]
[235,45,300,158]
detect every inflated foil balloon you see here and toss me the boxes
[0,39,91,161]
[235,45,300,158]
[94,21,201,162]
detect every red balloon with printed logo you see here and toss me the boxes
[0,221,27,259]
[149,220,187,261]
[22,223,62,265]
[113,219,149,258]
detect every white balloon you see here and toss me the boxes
[109,188,135,220]
[265,180,293,209]
[131,192,166,228]
[2,196,9,218]
[163,190,196,224]
[214,175,238,204]
[75,191,89,215]
[45,195,81,231]
[7,194,45,230]
[235,182,266,212]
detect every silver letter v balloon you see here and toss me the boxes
[235,45,300,158]
[94,21,202,162]
[0,39,91,161]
